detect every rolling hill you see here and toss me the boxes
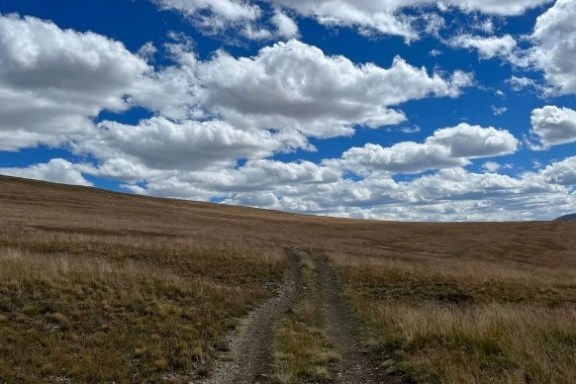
[1,174,576,384]
[555,213,576,221]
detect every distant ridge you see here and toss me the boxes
[555,214,576,221]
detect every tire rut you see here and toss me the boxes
[309,250,402,384]
[198,249,301,384]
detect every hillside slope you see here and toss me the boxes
[2,174,576,265]
[2,175,576,384]
[555,213,576,221]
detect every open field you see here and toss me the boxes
[1,175,576,383]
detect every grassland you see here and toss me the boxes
[0,229,284,383]
[331,237,576,383]
[0,177,289,383]
[1,175,576,383]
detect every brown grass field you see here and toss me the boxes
[1,174,576,383]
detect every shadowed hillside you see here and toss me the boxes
[556,213,576,221]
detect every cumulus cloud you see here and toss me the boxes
[335,123,519,174]
[267,0,552,40]
[541,156,576,185]
[150,0,552,41]
[5,155,573,221]
[0,14,152,150]
[272,9,299,39]
[219,164,575,221]
[0,158,92,186]
[482,161,502,173]
[530,106,576,148]
[453,0,553,15]
[135,159,341,196]
[526,0,576,95]
[430,124,518,158]
[0,14,475,182]
[4,5,573,223]
[448,34,517,59]
[195,40,472,138]
[79,117,310,173]
[506,76,541,92]
[152,0,261,27]
[201,159,340,190]
[152,0,300,41]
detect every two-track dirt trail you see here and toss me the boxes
[199,248,399,384]
[310,250,401,384]
[200,249,301,384]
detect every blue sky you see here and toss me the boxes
[0,0,575,221]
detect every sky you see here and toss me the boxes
[0,0,575,221]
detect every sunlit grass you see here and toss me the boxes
[0,230,284,383]
[336,254,576,384]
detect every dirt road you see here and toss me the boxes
[310,250,401,384]
[199,248,400,384]
[199,249,301,384]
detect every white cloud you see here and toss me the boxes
[151,0,552,41]
[491,105,507,115]
[454,0,553,15]
[0,14,474,197]
[530,106,576,147]
[4,5,573,223]
[0,158,92,186]
[449,34,517,59]
[541,156,576,185]
[431,124,518,158]
[267,0,552,40]
[219,163,575,221]
[473,18,495,34]
[152,0,261,25]
[80,117,310,173]
[335,123,519,174]
[152,0,300,41]
[210,159,340,190]
[195,40,472,138]
[482,161,501,173]
[506,76,540,92]
[272,9,300,39]
[0,14,153,151]
[398,126,421,134]
[270,1,419,40]
[138,41,157,60]
[526,0,576,95]
[149,159,340,194]
[8,153,572,223]
[6,155,573,222]
[121,176,217,201]
[429,49,442,57]
[243,26,274,40]
[337,142,462,175]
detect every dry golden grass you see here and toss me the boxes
[0,244,284,382]
[0,177,287,382]
[2,175,576,383]
[334,252,576,383]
